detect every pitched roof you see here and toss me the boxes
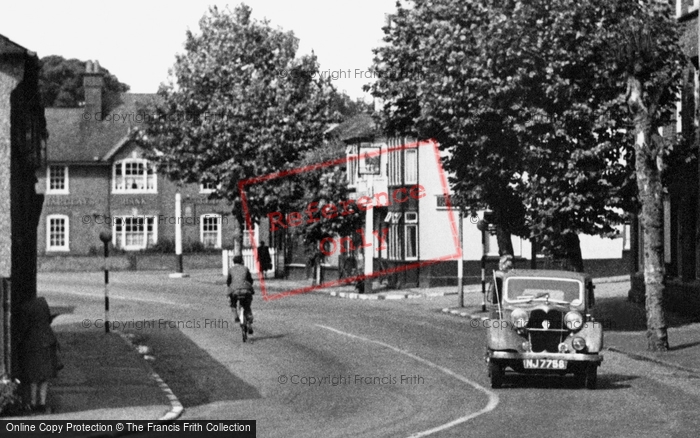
[328,113,377,142]
[45,93,159,163]
[0,33,33,57]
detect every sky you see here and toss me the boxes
[0,0,399,101]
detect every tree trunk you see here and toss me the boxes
[628,76,669,351]
[495,225,514,258]
[235,213,245,257]
[552,233,584,272]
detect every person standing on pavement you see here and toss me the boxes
[257,241,272,279]
[487,255,514,307]
[227,255,255,334]
[18,296,62,413]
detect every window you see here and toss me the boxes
[388,147,402,186]
[405,149,418,184]
[387,139,418,185]
[113,159,157,193]
[47,166,69,194]
[201,214,222,248]
[113,216,157,250]
[200,181,220,194]
[46,215,69,251]
[388,223,401,260]
[347,150,358,186]
[404,211,418,260]
[405,224,418,259]
[243,223,259,249]
[384,211,417,260]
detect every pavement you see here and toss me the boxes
[2,320,181,424]
[5,271,700,423]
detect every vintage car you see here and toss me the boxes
[485,269,603,389]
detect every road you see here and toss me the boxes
[39,271,700,438]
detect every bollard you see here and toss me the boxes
[99,231,112,334]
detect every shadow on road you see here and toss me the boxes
[593,297,700,332]
[500,372,636,390]
[124,323,262,408]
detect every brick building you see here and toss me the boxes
[0,34,46,379]
[37,62,264,259]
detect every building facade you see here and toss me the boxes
[37,62,265,260]
[339,114,629,289]
[0,34,47,379]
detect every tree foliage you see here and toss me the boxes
[38,55,129,110]
[291,140,364,256]
[368,0,683,269]
[599,0,686,351]
[143,4,338,232]
[370,0,686,348]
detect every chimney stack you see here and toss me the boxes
[83,60,103,117]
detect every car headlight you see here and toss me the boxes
[572,337,586,351]
[564,311,584,331]
[511,309,529,328]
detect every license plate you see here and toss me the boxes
[523,359,567,369]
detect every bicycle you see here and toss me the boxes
[230,289,253,343]
[235,299,249,343]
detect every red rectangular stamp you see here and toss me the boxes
[239,139,462,301]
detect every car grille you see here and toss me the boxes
[527,309,565,353]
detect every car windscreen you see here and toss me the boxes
[504,277,583,304]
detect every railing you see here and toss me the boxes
[222,248,276,277]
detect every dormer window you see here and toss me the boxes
[200,181,220,194]
[113,159,157,193]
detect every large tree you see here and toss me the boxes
[369,0,685,349]
[369,0,634,270]
[39,55,129,111]
[596,0,685,350]
[143,4,337,252]
[286,140,364,280]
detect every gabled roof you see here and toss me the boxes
[45,93,159,163]
[328,113,377,143]
[0,33,33,57]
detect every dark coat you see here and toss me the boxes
[19,297,60,382]
[257,245,272,272]
[227,264,254,295]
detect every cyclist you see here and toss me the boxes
[227,255,254,335]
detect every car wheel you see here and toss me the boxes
[489,361,503,389]
[585,365,597,390]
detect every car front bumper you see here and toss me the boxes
[489,351,603,363]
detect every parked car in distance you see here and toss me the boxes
[485,269,603,389]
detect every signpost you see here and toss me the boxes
[358,144,382,294]
[169,191,189,278]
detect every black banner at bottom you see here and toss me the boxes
[1,420,256,437]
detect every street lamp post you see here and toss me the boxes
[457,208,464,307]
[476,218,488,312]
[363,174,374,294]
[99,231,112,334]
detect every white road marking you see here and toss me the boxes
[42,289,186,307]
[316,324,499,438]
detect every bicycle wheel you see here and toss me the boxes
[238,304,247,343]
